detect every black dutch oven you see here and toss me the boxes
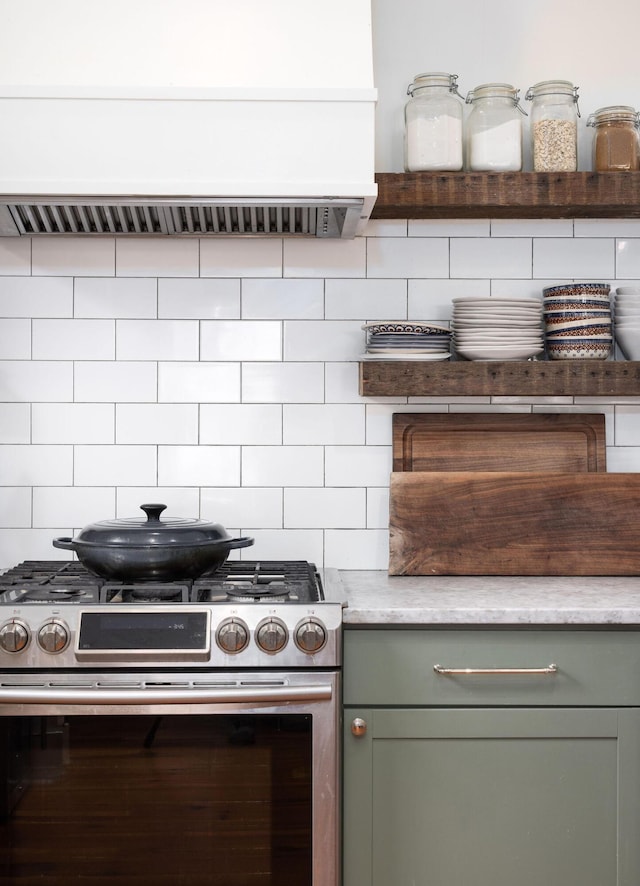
[52,503,254,582]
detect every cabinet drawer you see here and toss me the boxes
[343,629,640,707]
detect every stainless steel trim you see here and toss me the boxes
[434,663,558,676]
[0,683,332,706]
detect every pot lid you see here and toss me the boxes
[74,504,233,547]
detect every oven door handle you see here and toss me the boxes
[0,683,333,706]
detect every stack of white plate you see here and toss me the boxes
[614,286,640,360]
[451,297,544,361]
[360,321,452,361]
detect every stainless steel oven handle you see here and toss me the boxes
[0,684,333,706]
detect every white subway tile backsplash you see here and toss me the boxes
[33,486,115,527]
[242,446,324,487]
[201,487,283,528]
[74,362,158,403]
[324,363,361,403]
[325,278,407,320]
[116,489,201,517]
[366,487,390,529]
[0,361,73,402]
[533,238,615,279]
[0,239,30,275]
[605,446,640,472]
[408,279,490,321]
[201,320,282,361]
[0,445,72,485]
[74,277,157,318]
[0,277,73,317]
[200,405,282,445]
[32,404,115,444]
[491,219,573,237]
[284,238,366,278]
[242,279,324,319]
[367,236,449,278]
[284,488,365,528]
[576,219,640,237]
[0,488,31,528]
[116,404,198,444]
[0,405,30,443]
[284,320,363,361]
[408,219,490,237]
[616,239,640,279]
[242,363,324,403]
[364,219,408,237]
[158,362,240,403]
[116,238,199,277]
[158,445,240,486]
[74,445,157,486]
[158,278,241,319]
[325,445,392,486]
[451,238,532,278]
[200,239,283,278]
[240,529,324,564]
[0,530,71,570]
[116,320,199,361]
[0,319,30,358]
[324,529,389,569]
[33,319,115,360]
[283,404,365,445]
[32,237,115,276]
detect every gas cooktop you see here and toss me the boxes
[0,561,344,670]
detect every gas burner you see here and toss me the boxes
[19,586,90,602]
[224,582,291,601]
[103,585,190,605]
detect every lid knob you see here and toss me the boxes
[140,504,167,523]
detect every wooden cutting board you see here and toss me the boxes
[392,412,607,472]
[389,471,640,576]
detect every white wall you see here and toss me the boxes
[1,1,640,571]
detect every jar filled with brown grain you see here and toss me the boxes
[525,80,580,171]
[587,105,640,171]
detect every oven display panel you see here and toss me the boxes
[78,610,210,652]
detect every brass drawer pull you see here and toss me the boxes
[434,664,558,676]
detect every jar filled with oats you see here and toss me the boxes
[404,73,464,171]
[525,80,580,171]
[587,106,640,171]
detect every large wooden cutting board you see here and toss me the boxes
[389,471,640,576]
[392,412,607,472]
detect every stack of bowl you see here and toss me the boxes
[542,283,612,360]
[613,287,640,360]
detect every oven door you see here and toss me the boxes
[0,670,340,886]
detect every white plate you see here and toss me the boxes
[452,297,542,307]
[358,352,452,361]
[455,345,544,361]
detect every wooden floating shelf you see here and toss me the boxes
[359,360,640,398]
[372,171,640,219]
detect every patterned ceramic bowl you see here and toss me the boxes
[543,283,611,300]
[546,337,612,360]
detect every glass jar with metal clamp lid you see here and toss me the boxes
[465,83,526,172]
[587,106,640,171]
[525,80,580,171]
[404,72,464,171]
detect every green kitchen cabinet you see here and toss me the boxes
[343,629,640,886]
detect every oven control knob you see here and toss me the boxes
[294,618,327,654]
[255,618,288,654]
[216,618,249,654]
[37,620,69,654]
[0,619,29,653]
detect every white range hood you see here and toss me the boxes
[0,0,377,238]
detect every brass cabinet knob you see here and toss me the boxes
[351,717,367,737]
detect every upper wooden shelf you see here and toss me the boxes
[359,360,640,398]
[371,172,640,219]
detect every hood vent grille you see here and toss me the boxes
[1,197,365,238]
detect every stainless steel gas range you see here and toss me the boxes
[0,559,345,886]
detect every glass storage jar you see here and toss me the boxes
[465,83,526,171]
[404,72,464,171]
[586,106,640,171]
[525,80,580,171]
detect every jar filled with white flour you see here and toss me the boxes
[404,73,464,171]
[525,80,580,171]
[465,83,526,171]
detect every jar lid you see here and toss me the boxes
[465,83,526,113]
[587,105,640,127]
[407,72,461,97]
[525,80,579,101]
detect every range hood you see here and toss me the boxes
[0,0,377,239]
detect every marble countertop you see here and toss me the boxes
[336,571,640,626]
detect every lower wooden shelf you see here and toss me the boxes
[359,360,640,398]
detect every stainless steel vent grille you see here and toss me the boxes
[0,197,365,238]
